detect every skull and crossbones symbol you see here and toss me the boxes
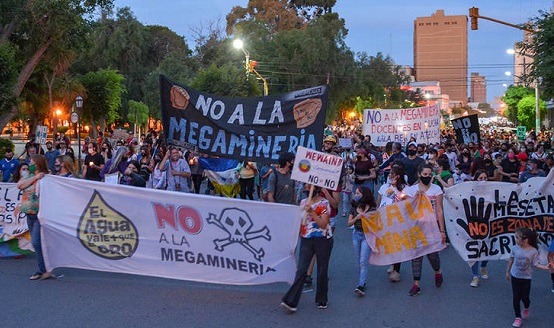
[207,208,271,261]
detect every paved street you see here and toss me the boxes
[1,206,553,328]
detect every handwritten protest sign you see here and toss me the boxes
[361,194,446,266]
[362,104,441,146]
[291,146,343,191]
[451,114,480,145]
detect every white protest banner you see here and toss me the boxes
[362,104,441,146]
[290,146,343,191]
[0,183,27,241]
[361,194,446,266]
[39,176,302,285]
[104,173,120,185]
[0,183,33,257]
[444,172,554,264]
[35,125,48,144]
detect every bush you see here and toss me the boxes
[0,138,15,160]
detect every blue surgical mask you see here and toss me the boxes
[353,194,362,202]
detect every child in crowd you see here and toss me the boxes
[505,227,552,327]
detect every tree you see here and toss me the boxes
[517,95,546,130]
[0,0,114,131]
[226,0,307,35]
[527,11,554,98]
[501,85,534,124]
[0,43,17,118]
[191,64,259,97]
[80,69,126,138]
[128,100,149,134]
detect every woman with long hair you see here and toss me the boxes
[17,155,52,280]
[376,165,407,282]
[281,184,333,312]
[404,162,446,296]
[56,155,78,178]
[100,146,130,180]
[347,185,377,296]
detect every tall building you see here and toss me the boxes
[414,10,468,104]
[513,30,534,87]
[470,73,486,103]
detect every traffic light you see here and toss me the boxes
[469,7,479,30]
[248,60,258,72]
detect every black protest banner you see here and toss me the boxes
[160,75,327,162]
[451,114,480,145]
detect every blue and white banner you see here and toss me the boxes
[39,176,302,285]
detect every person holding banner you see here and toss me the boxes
[347,186,376,296]
[17,155,53,280]
[404,163,446,296]
[376,165,407,282]
[281,184,333,313]
[468,170,490,288]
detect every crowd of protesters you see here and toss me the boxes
[2,123,554,326]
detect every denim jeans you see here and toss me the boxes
[341,191,351,215]
[282,236,334,307]
[352,229,371,286]
[471,261,488,276]
[27,214,46,273]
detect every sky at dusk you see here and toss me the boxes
[113,0,553,103]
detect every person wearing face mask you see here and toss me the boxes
[100,146,129,180]
[120,160,146,187]
[55,155,77,178]
[44,141,60,173]
[376,165,407,282]
[17,155,53,280]
[400,142,425,186]
[0,148,19,182]
[150,152,166,189]
[82,142,105,181]
[482,153,500,181]
[347,186,377,296]
[519,158,546,183]
[433,158,454,190]
[281,184,333,312]
[404,162,446,296]
[267,152,296,205]
[11,162,29,183]
[444,142,458,171]
[499,149,521,183]
[457,147,472,175]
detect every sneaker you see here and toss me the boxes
[408,285,421,296]
[280,302,297,314]
[302,285,313,293]
[304,275,312,287]
[387,265,394,273]
[522,308,530,319]
[316,302,327,309]
[435,272,443,287]
[29,272,43,280]
[39,271,54,280]
[470,276,479,288]
[389,271,400,282]
[480,268,489,280]
[354,285,366,297]
[512,317,522,327]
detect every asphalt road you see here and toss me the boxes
[1,205,553,328]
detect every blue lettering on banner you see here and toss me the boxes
[365,110,382,124]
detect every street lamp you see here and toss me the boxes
[233,39,268,96]
[75,96,83,170]
[425,93,430,107]
[53,108,62,138]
